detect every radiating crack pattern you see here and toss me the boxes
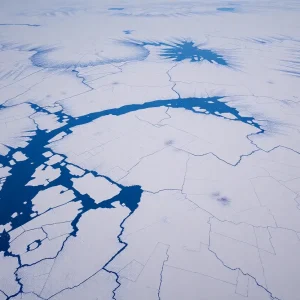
[121,39,229,65]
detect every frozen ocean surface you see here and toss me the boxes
[0,1,300,299]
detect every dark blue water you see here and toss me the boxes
[0,230,9,252]
[0,23,40,27]
[161,40,227,64]
[27,239,42,252]
[124,39,228,65]
[108,8,124,11]
[217,7,235,12]
[99,186,143,212]
[123,30,133,35]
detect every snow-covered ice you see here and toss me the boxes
[0,1,300,299]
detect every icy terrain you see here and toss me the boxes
[1,0,300,299]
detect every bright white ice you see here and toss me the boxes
[0,1,300,300]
